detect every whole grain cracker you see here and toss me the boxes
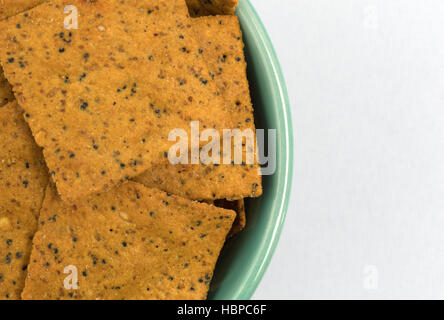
[134,15,262,200]
[22,182,235,300]
[186,0,238,17]
[0,0,236,202]
[0,101,49,300]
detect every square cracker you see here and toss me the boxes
[134,15,262,200]
[22,182,235,300]
[186,0,238,17]
[0,0,236,202]
[0,101,49,300]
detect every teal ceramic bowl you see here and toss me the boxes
[208,0,293,300]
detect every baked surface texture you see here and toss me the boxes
[0,101,48,300]
[22,182,235,300]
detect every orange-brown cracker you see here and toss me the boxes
[0,0,236,202]
[22,182,235,300]
[0,101,49,300]
[134,15,262,200]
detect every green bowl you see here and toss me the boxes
[208,0,293,300]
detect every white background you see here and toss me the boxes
[251,0,444,299]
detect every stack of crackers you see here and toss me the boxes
[0,0,262,300]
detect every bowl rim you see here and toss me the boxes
[213,0,294,299]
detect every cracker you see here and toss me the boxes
[214,199,246,237]
[186,0,238,17]
[134,15,262,200]
[0,0,236,202]
[22,182,235,300]
[0,101,49,300]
